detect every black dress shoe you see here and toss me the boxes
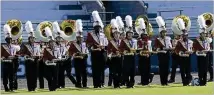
[168,79,175,83]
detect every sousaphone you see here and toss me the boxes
[60,20,76,41]
[172,15,191,35]
[36,21,53,42]
[104,24,113,40]
[6,19,23,40]
[199,12,214,33]
[135,15,153,37]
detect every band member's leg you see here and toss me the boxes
[197,56,208,86]
[169,54,178,82]
[74,58,82,88]
[2,62,10,92]
[44,65,52,91]
[138,56,143,85]
[202,56,208,85]
[25,60,32,91]
[81,59,87,87]
[13,58,19,90]
[185,57,191,85]
[129,55,135,87]
[111,57,120,88]
[179,57,186,85]
[142,56,151,85]
[57,62,65,88]
[38,60,44,89]
[91,51,101,88]
[64,59,76,85]
[120,56,125,86]
[208,52,213,81]
[51,65,58,91]
[107,58,113,86]
[158,53,169,85]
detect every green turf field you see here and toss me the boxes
[1,82,213,94]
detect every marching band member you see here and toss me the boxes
[168,34,181,83]
[86,11,108,88]
[43,27,61,91]
[136,18,153,86]
[21,21,41,91]
[206,31,213,82]
[174,18,193,86]
[38,42,46,89]
[69,19,88,88]
[107,19,122,88]
[1,24,20,92]
[193,16,211,86]
[116,16,126,86]
[119,15,137,88]
[154,16,172,86]
[52,21,76,88]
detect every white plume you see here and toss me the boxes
[155,16,165,28]
[4,24,11,38]
[45,27,53,39]
[25,21,34,33]
[138,18,146,29]
[116,16,124,28]
[110,19,118,28]
[76,19,83,32]
[53,21,61,34]
[125,15,132,27]
[92,10,104,28]
[177,18,185,30]
[197,15,206,28]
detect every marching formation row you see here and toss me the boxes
[1,11,214,92]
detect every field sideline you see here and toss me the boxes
[1,82,213,95]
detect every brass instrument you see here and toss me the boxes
[73,52,88,59]
[135,15,153,37]
[172,15,191,35]
[36,21,53,42]
[196,51,207,56]
[123,49,136,55]
[178,51,193,57]
[45,59,61,65]
[1,56,15,63]
[104,24,113,40]
[199,13,214,32]
[6,19,23,41]
[24,55,41,61]
[60,20,76,41]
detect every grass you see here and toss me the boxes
[1,82,213,95]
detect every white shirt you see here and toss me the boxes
[157,36,172,49]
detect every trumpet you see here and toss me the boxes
[1,56,15,62]
[178,51,193,57]
[109,51,121,58]
[24,55,41,61]
[196,51,207,56]
[123,49,136,55]
[61,55,71,61]
[73,52,88,59]
[45,59,61,65]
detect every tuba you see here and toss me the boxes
[36,21,53,42]
[104,24,113,40]
[199,12,214,32]
[135,15,153,37]
[6,19,23,40]
[172,15,191,35]
[60,20,76,41]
